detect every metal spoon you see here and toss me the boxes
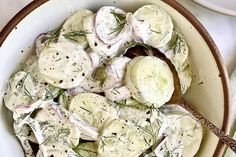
[125,45,236,154]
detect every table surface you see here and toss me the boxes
[1,0,236,75]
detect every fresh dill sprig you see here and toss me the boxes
[24,85,34,100]
[109,11,126,35]
[111,11,126,23]
[173,33,185,54]
[63,31,91,42]
[56,89,69,105]
[47,26,62,46]
[151,29,161,34]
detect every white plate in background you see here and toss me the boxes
[192,0,236,16]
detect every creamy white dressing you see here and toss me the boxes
[3,4,202,157]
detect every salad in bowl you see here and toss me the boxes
[3,4,203,157]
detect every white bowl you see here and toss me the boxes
[192,0,236,17]
[0,0,231,157]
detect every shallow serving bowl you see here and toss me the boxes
[0,0,231,157]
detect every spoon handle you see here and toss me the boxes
[180,101,236,153]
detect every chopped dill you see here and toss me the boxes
[57,128,70,137]
[47,26,62,46]
[109,11,126,35]
[63,31,91,42]
[24,85,34,100]
[56,89,69,105]
[151,29,161,34]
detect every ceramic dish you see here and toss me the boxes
[0,0,231,157]
[192,0,236,17]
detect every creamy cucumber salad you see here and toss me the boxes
[4,5,203,157]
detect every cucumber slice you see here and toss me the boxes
[105,86,131,102]
[119,103,165,148]
[97,119,149,157]
[34,103,81,147]
[125,56,144,102]
[4,71,36,111]
[152,105,203,157]
[83,14,131,57]
[108,57,131,84]
[95,6,130,45]
[23,56,60,100]
[126,56,174,107]
[58,10,93,48]
[164,31,192,93]
[165,31,189,69]
[69,93,117,131]
[126,13,151,43]
[134,5,173,48]
[38,42,92,89]
[119,103,164,128]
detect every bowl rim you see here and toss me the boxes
[0,0,231,157]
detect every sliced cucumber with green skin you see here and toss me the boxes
[58,10,93,48]
[152,105,203,157]
[73,142,97,157]
[95,6,131,45]
[4,71,36,111]
[38,42,92,89]
[126,56,174,107]
[69,93,117,131]
[134,5,173,49]
[97,119,149,157]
